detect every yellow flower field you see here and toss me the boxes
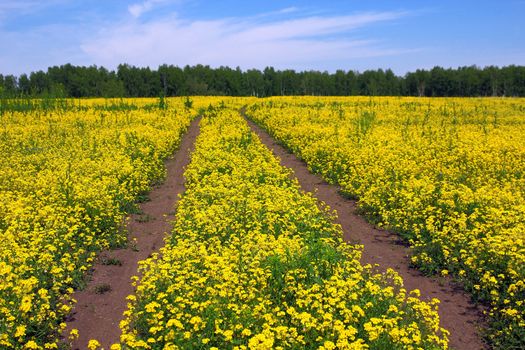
[3,96,521,349]
[0,98,194,348]
[246,96,525,348]
[118,107,448,349]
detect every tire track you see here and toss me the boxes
[64,116,200,349]
[242,109,487,350]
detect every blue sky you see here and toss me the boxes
[1,0,524,75]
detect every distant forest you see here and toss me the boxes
[1,64,524,98]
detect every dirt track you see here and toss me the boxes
[63,109,487,349]
[243,111,487,350]
[64,117,200,349]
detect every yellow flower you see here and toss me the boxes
[323,341,336,350]
[24,341,39,349]
[69,329,79,340]
[87,339,101,350]
[15,325,26,338]
[19,296,32,313]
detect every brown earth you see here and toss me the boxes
[63,117,200,349]
[243,111,488,350]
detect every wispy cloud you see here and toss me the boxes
[279,7,299,14]
[81,10,411,71]
[254,6,300,18]
[2,1,523,75]
[128,0,173,18]
[0,4,417,75]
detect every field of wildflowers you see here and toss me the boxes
[0,98,193,348]
[117,106,448,349]
[247,96,525,348]
[3,96,522,349]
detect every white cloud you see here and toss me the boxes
[278,7,299,14]
[0,5,416,75]
[254,6,300,18]
[81,11,410,71]
[128,0,171,18]
[231,12,405,42]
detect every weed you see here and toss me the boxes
[129,238,139,252]
[94,283,112,294]
[136,214,154,223]
[100,257,122,266]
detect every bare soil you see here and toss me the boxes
[244,112,487,350]
[63,117,200,349]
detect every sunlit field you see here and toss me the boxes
[247,96,525,348]
[0,96,523,349]
[0,98,194,348]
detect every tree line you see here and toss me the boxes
[1,63,524,98]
